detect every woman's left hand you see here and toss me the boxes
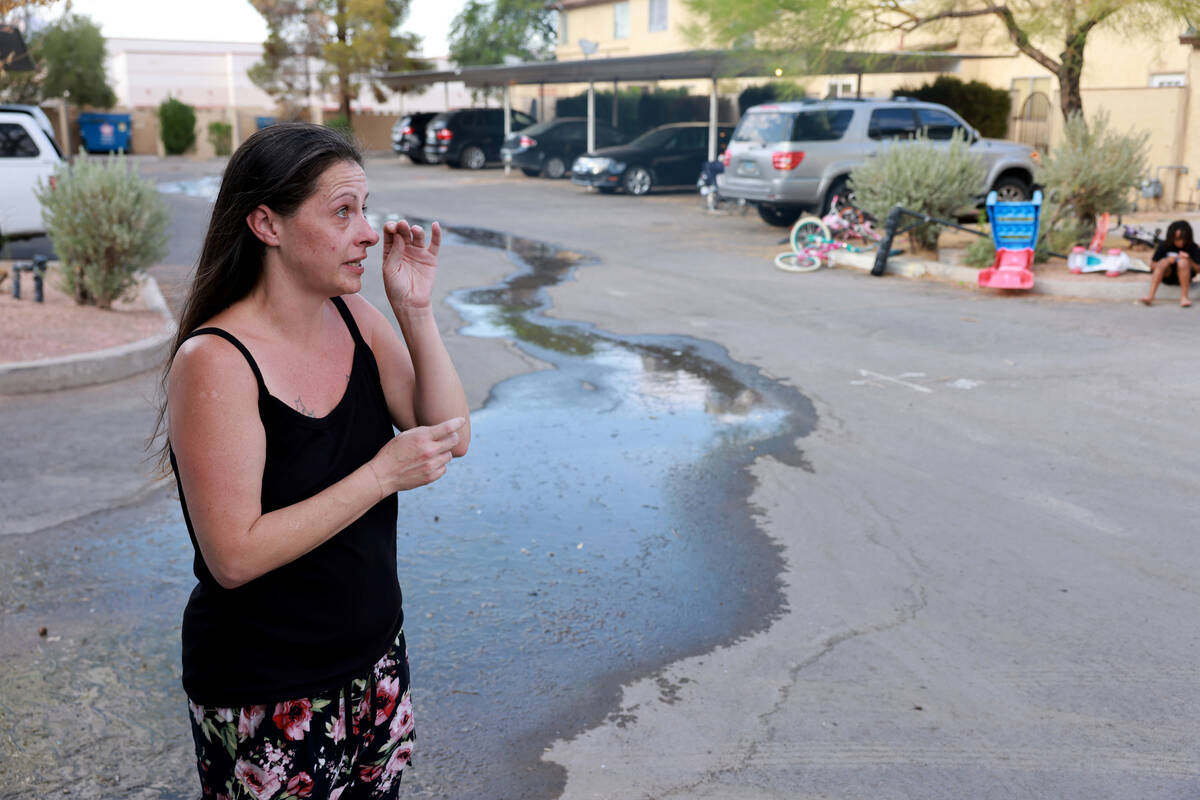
[382,220,441,309]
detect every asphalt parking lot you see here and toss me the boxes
[3,155,1199,799]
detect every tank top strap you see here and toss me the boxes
[184,327,267,393]
[330,295,368,349]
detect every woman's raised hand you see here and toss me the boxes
[381,220,442,309]
[369,417,465,494]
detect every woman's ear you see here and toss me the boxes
[247,206,281,247]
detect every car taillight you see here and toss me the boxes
[401,126,414,136]
[772,151,805,170]
[519,135,536,148]
[436,129,453,141]
[720,149,731,167]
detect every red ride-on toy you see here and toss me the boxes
[978,190,1042,290]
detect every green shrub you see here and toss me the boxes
[1035,110,1148,248]
[850,130,986,251]
[325,114,352,137]
[34,154,169,309]
[158,97,196,155]
[963,212,995,267]
[894,75,1012,139]
[207,121,233,156]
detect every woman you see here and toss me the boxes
[155,123,469,799]
[1140,219,1200,307]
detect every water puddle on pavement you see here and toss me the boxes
[0,218,816,799]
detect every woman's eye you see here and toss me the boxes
[336,207,349,218]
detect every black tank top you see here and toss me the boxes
[170,296,402,706]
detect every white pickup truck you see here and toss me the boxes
[0,105,65,240]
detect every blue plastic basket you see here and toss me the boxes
[986,190,1042,251]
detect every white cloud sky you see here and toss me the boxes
[59,0,462,56]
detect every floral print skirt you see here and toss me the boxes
[188,631,414,800]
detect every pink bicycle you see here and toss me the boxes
[774,196,882,273]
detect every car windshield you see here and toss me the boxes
[733,109,853,143]
[629,127,676,148]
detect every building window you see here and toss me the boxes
[825,78,855,98]
[613,1,630,39]
[556,9,568,45]
[1150,72,1186,87]
[649,0,668,32]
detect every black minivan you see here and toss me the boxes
[424,108,535,169]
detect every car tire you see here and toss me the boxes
[542,157,567,179]
[462,145,487,170]
[622,166,653,196]
[757,203,803,227]
[521,167,540,177]
[822,176,853,216]
[991,175,1032,202]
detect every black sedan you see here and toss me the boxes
[501,117,625,179]
[571,122,734,195]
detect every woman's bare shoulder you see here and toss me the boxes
[169,329,260,402]
[339,293,392,344]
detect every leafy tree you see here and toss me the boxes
[32,13,115,106]
[683,0,1198,120]
[0,13,116,107]
[448,0,557,67]
[249,0,430,128]
[0,0,56,18]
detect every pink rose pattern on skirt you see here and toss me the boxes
[189,632,414,800]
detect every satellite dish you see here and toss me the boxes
[578,38,598,55]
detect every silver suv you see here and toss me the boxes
[717,98,1039,226]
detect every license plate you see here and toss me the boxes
[737,160,760,176]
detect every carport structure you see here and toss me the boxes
[379,48,1001,161]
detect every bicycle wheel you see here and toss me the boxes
[789,216,832,254]
[774,251,824,273]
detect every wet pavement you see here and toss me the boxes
[0,209,815,798]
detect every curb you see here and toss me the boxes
[0,276,178,395]
[830,250,1170,302]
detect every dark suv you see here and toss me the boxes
[424,108,535,169]
[391,112,438,163]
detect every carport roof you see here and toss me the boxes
[379,48,1002,91]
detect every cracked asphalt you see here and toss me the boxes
[4,156,1200,799]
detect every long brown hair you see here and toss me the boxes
[150,123,363,471]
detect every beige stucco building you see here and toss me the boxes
[550,0,1200,211]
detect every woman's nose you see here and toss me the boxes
[360,216,380,247]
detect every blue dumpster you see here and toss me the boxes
[78,112,132,153]
[255,116,277,130]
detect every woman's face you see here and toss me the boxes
[273,160,379,295]
[1173,229,1187,247]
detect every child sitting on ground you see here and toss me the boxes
[1141,220,1200,307]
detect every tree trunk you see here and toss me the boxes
[1056,22,1095,121]
[336,0,353,130]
